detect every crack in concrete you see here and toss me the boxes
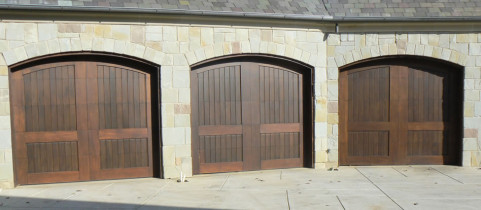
[430,167,464,184]
[356,167,404,210]
[286,190,291,210]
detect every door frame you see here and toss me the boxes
[190,54,315,174]
[9,52,163,186]
[338,55,464,166]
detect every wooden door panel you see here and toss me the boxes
[258,65,303,169]
[12,61,153,184]
[340,61,460,166]
[192,62,305,173]
[405,67,452,163]
[11,62,83,184]
[193,64,244,173]
[342,66,393,164]
[91,63,153,180]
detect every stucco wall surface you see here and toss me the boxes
[0,21,328,188]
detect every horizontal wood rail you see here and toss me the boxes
[17,131,78,143]
[99,128,148,139]
[198,125,243,136]
[260,123,301,133]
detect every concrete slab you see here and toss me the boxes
[1,166,481,209]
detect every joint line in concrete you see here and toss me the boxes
[336,195,346,210]
[220,174,230,190]
[429,167,464,184]
[355,167,404,210]
[391,167,408,177]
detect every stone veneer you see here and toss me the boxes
[326,32,481,167]
[0,21,328,188]
[1,20,480,189]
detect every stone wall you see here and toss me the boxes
[327,32,481,167]
[1,19,479,189]
[0,21,328,188]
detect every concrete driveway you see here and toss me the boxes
[1,166,481,209]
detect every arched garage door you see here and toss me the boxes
[11,55,158,185]
[191,56,313,174]
[339,57,462,165]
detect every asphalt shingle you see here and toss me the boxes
[0,0,481,18]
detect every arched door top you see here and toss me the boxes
[340,55,463,72]
[9,52,160,73]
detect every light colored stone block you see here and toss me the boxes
[14,47,27,62]
[25,43,38,58]
[438,34,450,48]
[457,33,477,43]
[24,23,38,43]
[175,145,191,158]
[162,127,186,145]
[108,25,129,41]
[2,50,17,65]
[162,146,176,167]
[465,102,474,117]
[38,24,57,41]
[0,66,7,76]
[80,33,93,50]
[163,26,177,41]
[0,40,7,52]
[178,88,190,104]
[466,67,481,79]
[59,38,71,52]
[327,34,340,46]
[475,102,481,117]
[470,43,481,55]
[235,28,248,42]
[162,88,179,103]
[464,129,478,138]
[6,23,24,41]
[201,28,214,46]
[315,122,328,138]
[70,38,82,51]
[0,23,5,40]
[441,48,451,60]
[0,116,10,130]
[0,130,11,148]
[260,30,272,42]
[463,138,478,151]
[465,90,480,101]
[327,149,338,162]
[175,114,190,127]
[173,70,189,88]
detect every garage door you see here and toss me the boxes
[191,61,305,174]
[11,61,153,184]
[339,60,461,165]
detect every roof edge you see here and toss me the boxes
[1,4,481,22]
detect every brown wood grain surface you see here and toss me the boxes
[191,60,308,174]
[339,58,462,166]
[11,61,154,185]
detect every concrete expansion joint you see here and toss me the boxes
[355,167,405,210]
[429,167,464,184]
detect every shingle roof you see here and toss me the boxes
[325,0,481,18]
[0,0,481,19]
[0,0,330,16]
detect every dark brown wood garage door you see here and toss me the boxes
[191,61,305,174]
[339,58,462,165]
[11,61,153,184]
